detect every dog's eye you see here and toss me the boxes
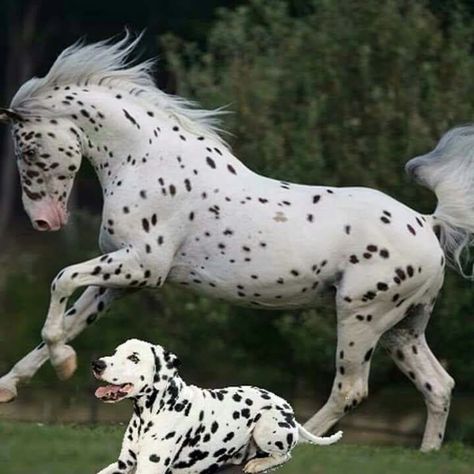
[128,354,140,364]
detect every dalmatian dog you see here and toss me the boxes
[93,339,342,474]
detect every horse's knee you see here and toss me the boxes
[51,264,82,299]
[442,373,456,396]
[41,325,63,345]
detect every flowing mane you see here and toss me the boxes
[10,32,228,145]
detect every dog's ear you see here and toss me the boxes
[151,346,162,383]
[0,108,24,123]
[164,350,181,370]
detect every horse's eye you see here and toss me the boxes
[23,149,36,158]
[128,354,140,364]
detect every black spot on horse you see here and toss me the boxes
[122,109,140,129]
[364,348,374,362]
[206,157,216,169]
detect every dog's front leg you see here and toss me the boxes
[96,462,127,474]
[96,457,136,474]
[135,441,176,474]
[96,415,140,474]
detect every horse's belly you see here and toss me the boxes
[171,280,326,309]
[167,261,333,309]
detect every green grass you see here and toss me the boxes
[0,422,473,474]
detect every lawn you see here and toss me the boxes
[0,422,473,474]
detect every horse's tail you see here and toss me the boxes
[297,424,343,446]
[405,125,474,278]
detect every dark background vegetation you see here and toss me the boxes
[2,0,474,442]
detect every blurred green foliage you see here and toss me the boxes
[3,0,474,405]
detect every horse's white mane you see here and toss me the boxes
[10,32,228,145]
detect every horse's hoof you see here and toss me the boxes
[0,386,17,403]
[54,346,77,380]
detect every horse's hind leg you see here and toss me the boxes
[304,302,384,435]
[380,304,454,452]
[0,287,122,402]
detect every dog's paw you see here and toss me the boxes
[243,458,278,474]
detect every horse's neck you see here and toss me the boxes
[71,88,166,184]
[66,86,247,194]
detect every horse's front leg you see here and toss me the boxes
[0,286,123,402]
[41,247,164,379]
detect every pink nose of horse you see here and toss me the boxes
[30,203,67,232]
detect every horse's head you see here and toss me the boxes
[1,108,83,231]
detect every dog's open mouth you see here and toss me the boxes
[95,383,133,402]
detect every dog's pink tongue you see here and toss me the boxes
[95,385,120,399]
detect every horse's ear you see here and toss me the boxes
[0,108,24,123]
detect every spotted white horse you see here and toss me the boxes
[0,35,468,452]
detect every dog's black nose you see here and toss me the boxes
[91,359,107,374]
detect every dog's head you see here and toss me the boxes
[92,339,180,403]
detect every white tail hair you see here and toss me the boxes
[406,125,474,278]
[10,31,229,146]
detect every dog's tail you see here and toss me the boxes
[297,423,342,446]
